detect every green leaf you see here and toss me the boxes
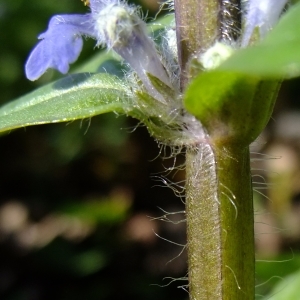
[263,269,300,300]
[218,2,300,79]
[0,73,131,133]
[184,70,280,146]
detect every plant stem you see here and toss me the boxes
[185,144,254,299]
[174,1,255,299]
[174,0,241,89]
[174,0,219,89]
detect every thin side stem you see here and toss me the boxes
[185,144,254,300]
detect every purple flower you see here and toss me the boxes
[25,14,94,80]
[25,0,171,101]
[242,0,288,46]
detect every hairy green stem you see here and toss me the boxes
[174,0,220,89]
[174,0,242,89]
[186,144,254,299]
[174,1,255,299]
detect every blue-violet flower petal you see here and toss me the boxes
[25,14,95,80]
[242,0,288,46]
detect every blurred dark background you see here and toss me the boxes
[1,1,300,299]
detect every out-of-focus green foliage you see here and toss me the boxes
[60,195,131,225]
[255,253,300,299]
[263,268,300,300]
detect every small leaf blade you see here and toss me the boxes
[0,73,131,133]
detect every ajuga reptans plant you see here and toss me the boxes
[2,0,300,299]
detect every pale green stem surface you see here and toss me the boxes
[186,145,254,300]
